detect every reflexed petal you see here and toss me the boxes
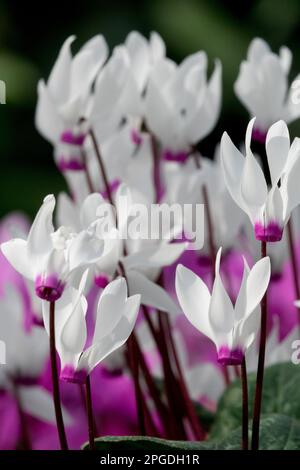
[1,238,32,279]
[93,278,128,341]
[234,257,250,322]
[80,193,105,229]
[247,38,270,63]
[127,270,180,315]
[18,386,71,425]
[209,248,234,334]
[220,131,245,209]
[27,195,55,258]
[67,230,103,272]
[35,80,63,143]
[266,120,290,185]
[176,264,212,338]
[47,35,75,102]
[56,192,79,231]
[79,290,140,374]
[245,256,271,316]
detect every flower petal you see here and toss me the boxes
[176,263,212,339]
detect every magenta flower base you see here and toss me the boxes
[35,274,65,302]
[217,346,244,365]
[60,365,88,384]
[254,221,283,242]
[252,127,267,144]
[163,149,189,163]
[94,274,110,289]
[60,130,85,146]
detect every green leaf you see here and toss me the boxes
[82,435,216,451]
[82,414,300,450]
[211,362,300,440]
[220,415,300,450]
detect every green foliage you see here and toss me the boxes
[82,364,300,451]
[211,362,300,440]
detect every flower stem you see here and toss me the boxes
[127,335,146,435]
[251,240,268,450]
[89,129,114,206]
[81,148,95,193]
[131,331,171,437]
[241,357,249,450]
[49,301,68,450]
[85,375,96,450]
[287,219,300,330]
[163,313,205,440]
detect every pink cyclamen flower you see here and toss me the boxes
[1,195,104,302]
[175,247,271,365]
[42,273,140,383]
[221,118,300,242]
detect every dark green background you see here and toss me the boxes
[1,0,300,217]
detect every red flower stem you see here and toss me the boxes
[85,375,96,450]
[251,240,268,450]
[163,313,205,440]
[241,357,249,450]
[49,301,68,450]
[287,219,300,330]
[81,148,95,193]
[126,335,146,435]
[157,311,187,439]
[89,129,114,206]
[150,134,162,203]
[131,332,171,437]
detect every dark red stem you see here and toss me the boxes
[287,219,300,330]
[49,301,68,450]
[251,240,268,450]
[85,375,96,450]
[241,357,249,450]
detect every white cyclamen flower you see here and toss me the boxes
[234,37,300,141]
[1,195,104,302]
[176,247,271,365]
[42,274,140,383]
[145,52,222,160]
[36,35,108,170]
[221,118,300,242]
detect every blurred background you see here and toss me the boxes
[1,0,300,217]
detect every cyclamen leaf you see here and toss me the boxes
[211,362,300,440]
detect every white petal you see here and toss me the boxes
[234,257,250,322]
[127,270,180,315]
[209,247,234,335]
[176,264,212,339]
[245,256,271,316]
[19,385,71,425]
[241,124,267,217]
[187,59,222,143]
[247,38,270,63]
[27,195,55,259]
[1,238,33,279]
[67,230,103,272]
[123,242,187,271]
[266,120,290,185]
[220,131,245,209]
[93,278,128,341]
[56,192,79,231]
[79,291,140,374]
[47,35,75,103]
[35,80,63,143]
[80,193,105,229]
